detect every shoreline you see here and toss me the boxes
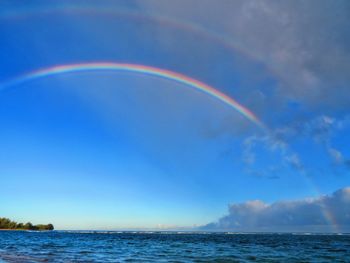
[0,229,25,231]
[0,229,53,231]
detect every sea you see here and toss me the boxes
[0,231,349,262]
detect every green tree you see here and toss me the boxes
[0,217,54,230]
[24,222,33,230]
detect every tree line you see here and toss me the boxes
[0,217,54,231]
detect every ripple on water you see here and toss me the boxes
[0,232,349,262]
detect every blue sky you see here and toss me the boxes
[0,0,349,231]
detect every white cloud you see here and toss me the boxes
[242,136,256,165]
[241,133,304,176]
[278,115,349,168]
[244,114,350,177]
[284,154,303,171]
[203,187,350,232]
[328,148,344,165]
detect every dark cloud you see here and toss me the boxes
[136,0,350,116]
[202,187,350,232]
[133,1,350,179]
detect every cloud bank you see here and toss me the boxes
[203,187,350,232]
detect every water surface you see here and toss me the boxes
[0,231,349,262]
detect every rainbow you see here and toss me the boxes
[0,5,342,233]
[0,62,265,129]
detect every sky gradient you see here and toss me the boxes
[0,0,349,232]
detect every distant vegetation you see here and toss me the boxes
[0,217,54,231]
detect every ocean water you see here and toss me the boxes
[0,231,349,262]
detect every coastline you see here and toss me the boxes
[0,229,25,231]
[0,229,52,231]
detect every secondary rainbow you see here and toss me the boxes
[1,62,265,129]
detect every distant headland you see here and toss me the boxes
[0,217,54,231]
